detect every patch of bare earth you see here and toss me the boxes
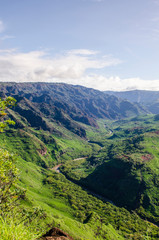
[38,148,47,156]
[152,131,159,135]
[40,227,74,240]
[141,154,153,162]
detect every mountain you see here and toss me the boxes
[105,90,159,114]
[0,83,147,132]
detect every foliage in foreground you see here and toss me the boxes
[0,216,38,240]
[0,148,20,214]
[0,96,16,132]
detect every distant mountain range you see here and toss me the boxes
[105,90,159,114]
[0,83,147,138]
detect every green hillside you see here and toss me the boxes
[0,115,159,239]
[60,115,159,226]
[0,85,159,239]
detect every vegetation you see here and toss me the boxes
[43,170,159,239]
[0,86,159,239]
[0,96,16,132]
[0,149,19,214]
[0,97,18,214]
[60,115,159,227]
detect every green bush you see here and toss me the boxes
[0,148,20,214]
[0,97,16,132]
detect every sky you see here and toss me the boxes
[0,0,159,91]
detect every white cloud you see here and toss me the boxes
[0,48,158,91]
[0,48,17,54]
[67,49,98,55]
[77,75,159,91]
[0,35,15,41]
[0,48,120,82]
[0,20,4,33]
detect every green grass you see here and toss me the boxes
[0,216,40,240]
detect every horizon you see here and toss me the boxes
[1,81,159,92]
[0,0,159,91]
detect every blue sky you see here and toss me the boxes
[0,0,159,91]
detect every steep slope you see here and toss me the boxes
[1,131,158,239]
[0,83,147,131]
[82,134,159,224]
[60,115,159,226]
[0,138,125,240]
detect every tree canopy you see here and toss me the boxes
[0,96,16,132]
[0,96,19,214]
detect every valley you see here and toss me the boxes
[0,83,159,240]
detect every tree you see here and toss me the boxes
[0,96,19,214]
[0,149,19,214]
[0,96,16,132]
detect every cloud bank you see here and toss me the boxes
[0,48,119,82]
[79,75,159,91]
[0,48,158,91]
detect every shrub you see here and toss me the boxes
[0,148,19,214]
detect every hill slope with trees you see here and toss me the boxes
[0,84,159,239]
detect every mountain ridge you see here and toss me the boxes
[0,83,147,133]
